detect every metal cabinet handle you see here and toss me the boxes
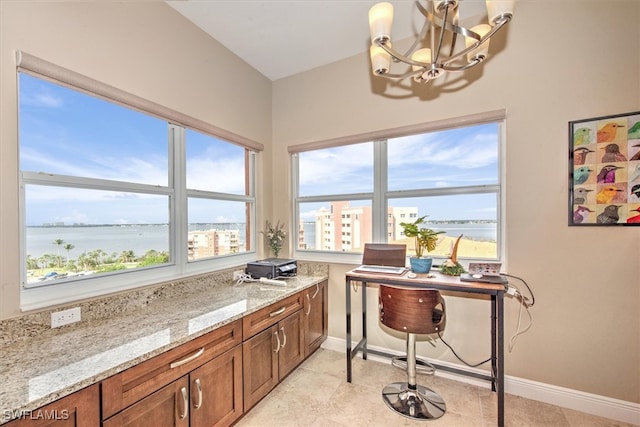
[178,386,188,420]
[312,283,320,299]
[170,347,205,369]
[193,378,202,409]
[305,294,311,316]
[269,306,286,317]
[274,330,281,353]
[280,326,287,349]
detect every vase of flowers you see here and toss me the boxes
[261,220,286,258]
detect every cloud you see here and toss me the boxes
[187,156,246,193]
[299,143,372,193]
[21,86,64,108]
[389,130,498,169]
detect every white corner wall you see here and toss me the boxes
[271,0,640,409]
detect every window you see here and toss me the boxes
[18,60,259,309]
[292,115,503,264]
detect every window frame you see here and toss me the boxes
[291,112,506,267]
[17,53,261,310]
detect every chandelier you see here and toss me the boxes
[368,1,514,84]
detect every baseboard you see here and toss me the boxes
[321,336,640,426]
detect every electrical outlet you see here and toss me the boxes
[51,307,81,328]
[233,269,245,280]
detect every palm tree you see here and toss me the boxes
[63,243,75,264]
[26,255,38,270]
[120,250,136,263]
[89,249,106,267]
[52,239,65,267]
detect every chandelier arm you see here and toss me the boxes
[441,57,482,72]
[432,1,450,65]
[401,12,432,60]
[448,6,459,59]
[442,16,511,66]
[375,40,436,68]
[375,68,426,81]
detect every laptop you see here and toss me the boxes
[354,243,408,275]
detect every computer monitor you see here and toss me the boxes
[362,243,407,268]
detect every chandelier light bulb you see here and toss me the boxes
[370,43,392,75]
[369,2,394,43]
[486,0,515,26]
[465,24,492,63]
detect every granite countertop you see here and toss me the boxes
[0,265,328,424]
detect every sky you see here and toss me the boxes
[19,73,499,226]
[19,73,247,225]
[297,124,500,221]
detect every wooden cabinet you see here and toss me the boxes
[242,292,305,410]
[4,384,99,427]
[303,280,328,357]
[102,319,243,427]
[102,346,243,427]
[5,280,328,427]
[102,376,189,427]
[190,345,243,427]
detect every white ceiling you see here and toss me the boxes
[167,1,488,81]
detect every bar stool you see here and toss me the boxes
[379,285,446,420]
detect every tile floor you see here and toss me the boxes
[235,349,633,427]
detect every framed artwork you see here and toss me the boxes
[569,110,640,225]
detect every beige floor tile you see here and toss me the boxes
[235,349,631,427]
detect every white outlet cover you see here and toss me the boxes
[51,307,81,328]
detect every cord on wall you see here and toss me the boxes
[503,274,535,352]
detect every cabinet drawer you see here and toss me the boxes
[242,292,304,339]
[101,319,242,419]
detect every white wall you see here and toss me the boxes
[0,2,272,317]
[271,1,640,405]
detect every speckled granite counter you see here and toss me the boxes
[0,262,328,424]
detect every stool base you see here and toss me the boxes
[382,382,446,420]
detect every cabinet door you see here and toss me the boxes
[102,320,241,419]
[5,384,99,427]
[242,325,279,410]
[190,346,243,427]
[103,377,189,427]
[277,310,305,379]
[304,280,328,357]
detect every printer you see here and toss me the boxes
[245,258,297,279]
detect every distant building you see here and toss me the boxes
[389,207,418,241]
[188,229,239,259]
[306,202,417,252]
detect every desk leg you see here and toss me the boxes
[346,278,352,383]
[497,291,505,427]
[362,281,367,360]
[491,295,497,393]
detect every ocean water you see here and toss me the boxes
[26,222,496,259]
[26,223,246,260]
[299,221,496,250]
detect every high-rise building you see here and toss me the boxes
[308,202,417,252]
[188,229,240,259]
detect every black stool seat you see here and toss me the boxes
[379,285,447,420]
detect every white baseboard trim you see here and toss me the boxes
[321,336,640,426]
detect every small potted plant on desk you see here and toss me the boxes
[400,215,445,273]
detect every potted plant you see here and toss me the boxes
[400,215,445,273]
[261,220,286,258]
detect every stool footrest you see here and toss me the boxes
[391,356,435,375]
[382,382,446,420]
